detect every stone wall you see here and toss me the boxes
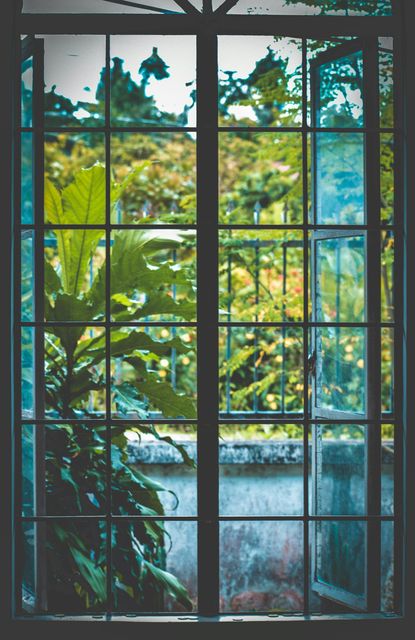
[128,439,394,613]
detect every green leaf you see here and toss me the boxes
[135,376,196,419]
[44,260,62,295]
[143,561,192,611]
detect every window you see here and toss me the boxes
[1,0,412,628]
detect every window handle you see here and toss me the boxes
[308,350,317,378]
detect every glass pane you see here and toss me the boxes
[219,230,303,322]
[21,521,107,614]
[44,231,106,321]
[44,132,105,210]
[21,132,34,224]
[219,132,303,224]
[219,425,303,516]
[379,38,394,128]
[316,327,366,414]
[220,521,303,613]
[314,50,364,128]
[44,35,105,127]
[21,54,33,127]
[381,521,394,612]
[315,234,365,323]
[22,423,107,516]
[227,0,392,15]
[24,0,186,12]
[314,520,366,597]
[111,424,197,516]
[382,424,394,516]
[382,327,394,414]
[381,133,394,224]
[312,424,366,515]
[313,132,365,225]
[111,327,197,419]
[112,521,197,613]
[44,326,106,418]
[219,327,303,415]
[22,327,35,419]
[111,133,196,224]
[21,231,34,321]
[382,230,394,322]
[110,230,196,322]
[218,36,302,127]
[110,36,196,127]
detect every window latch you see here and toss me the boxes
[308,350,317,378]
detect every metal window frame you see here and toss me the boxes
[0,0,413,633]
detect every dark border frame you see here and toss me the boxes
[1,0,414,635]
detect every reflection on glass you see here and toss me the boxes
[112,521,197,613]
[111,133,196,224]
[24,0,186,11]
[111,327,197,419]
[110,230,196,322]
[22,327,35,418]
[379,38,394,128]
[227,0,392,15]
[381,134,394,224]
[111,424,197,516]
[21,231,34,321]
[44,132,105,195]
[22,521,106,613]
[218,36,302,127]
[219,425,303,516]
[381,424,394,516]
[316,327,365,414]
[382,327,394,414]
[110,36,196,127]
[219,327,303,414]
[314,132,365,225]
[21,55,33,127]
[44,231,106,321]
[316,234,365,323]
[219,132,302,224]
[22,423,106,516]
[44,35,105,127]
[381,521,394,612]
[21,132,34,224]
[314,520,365,596]
[315,50,363,127]
[382,230,394,321]
[219,230,303,322]
[220,521,303,612]
[44,326,106,418]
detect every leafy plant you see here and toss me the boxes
[38,163,196,612]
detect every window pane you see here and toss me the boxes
[44,326,106,418]
[111,424,197,516]
[220,521,303,613]
[382,230,394,322]
[314,50,364,128]
[110,36,196,127]
[44,35,105,127]
[219,425,303,516]
[313,520,366,598]
[382,424,394,516]
[219,132,303,224]
[22,327,35,419]
[226,0,392,15]
[111,133,196,224]
[219,327,303,415]
[218,36,302,127]
[21,521,107,614]
[21,231,34,321]
[111,327,197,419]
[312,133,365,225]
[379,38,394,128]
[21,132,34,224]
[219,230,303,322]
[44,232,106,321]
[24,0,186,12]
[382,327,394,414]
[315,234,365,323]
[22,423,107,516]
[316,327,366,414]
[381,133,394,224]
[112,521,197,613]
[381,521,395,612]
[21,54,33,127]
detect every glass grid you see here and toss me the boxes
[15,25,401,618]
